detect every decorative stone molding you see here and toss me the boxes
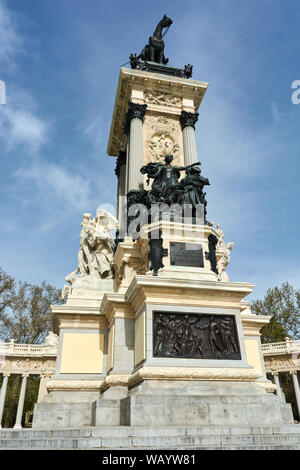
[128,366,260,387]
[99,374,130,393]
[98,367,260,392]
[0,357,56,375]
[46,379,103,392]
[123,102,147,135]
[180,110,199,130]
[144,89,181,107]
[264,355,297,369]
[256,380,277,393]
[113,237,150,292]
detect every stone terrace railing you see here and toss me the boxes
[262,339,300,355]
[0,339,58,357]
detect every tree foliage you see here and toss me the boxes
[251,282,300,343]
[0,267,62,427]
[0,267,62,343]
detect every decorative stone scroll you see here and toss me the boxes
[153,311,241,360]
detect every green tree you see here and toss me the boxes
[0,267,62,427]
[0,269,62,343]
[251,282,300,343]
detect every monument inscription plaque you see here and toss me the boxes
[170,242,204,267]
[153,311,241,360]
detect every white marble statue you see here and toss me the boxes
[217,241,234,282]
[62,209,119,297]
[44,331,59,346]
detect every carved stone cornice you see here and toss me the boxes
[123,102,147,135]
[180,110,199,130]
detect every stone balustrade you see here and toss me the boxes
[0,333,58,429]
[0,340,58,356]
[262,338,300,421]
[262,339,300,355]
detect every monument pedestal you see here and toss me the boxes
[90,219,290,427]
[120,380,292,426]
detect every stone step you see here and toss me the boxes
[1,424,300,439]
[1,426,300,449]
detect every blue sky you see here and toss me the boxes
[0,0,300,300]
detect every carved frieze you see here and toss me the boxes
[264,355,297,369]
[153,311,241,360]
[144,89,181,107]
[0,356,56,374]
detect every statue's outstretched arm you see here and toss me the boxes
[176,162,200,171]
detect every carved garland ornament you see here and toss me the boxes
[144,89,181,107]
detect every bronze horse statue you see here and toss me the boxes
[138,15,173,64]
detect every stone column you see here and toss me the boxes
[0,373,10,428]
[115,151,127,229]
[272,372,284,400]
[124,102,147,191]
[180,110,199,166]
[291,371,300,418]
[14,374,29,429]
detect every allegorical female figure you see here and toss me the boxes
[140,154,200,204]
[179,166,210,217]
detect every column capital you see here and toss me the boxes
[289,370,298,375]
[21,373,29,378]
[123,102,147,135]
[271,371,279,376]
[180,110,199,130]
[2,372,11,378]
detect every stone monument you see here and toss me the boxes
[32,17,299,447]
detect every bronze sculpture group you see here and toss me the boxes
[153,312,240,360]
[127,154,210,222]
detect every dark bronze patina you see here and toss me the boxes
[148,231,168,276]
[153,311,241,360]
[206,234,218,274]
[128,16,193,78]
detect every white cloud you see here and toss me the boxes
[0,106,48,151]
[0,2,49,153]
[78,115,105,150]
[15,162,94,213]
[0,0,22,67]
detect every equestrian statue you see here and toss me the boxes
[132,15,173,65]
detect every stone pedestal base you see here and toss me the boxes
[92,386,128,426]
[119,380,293,427]
[32,391,99,428]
